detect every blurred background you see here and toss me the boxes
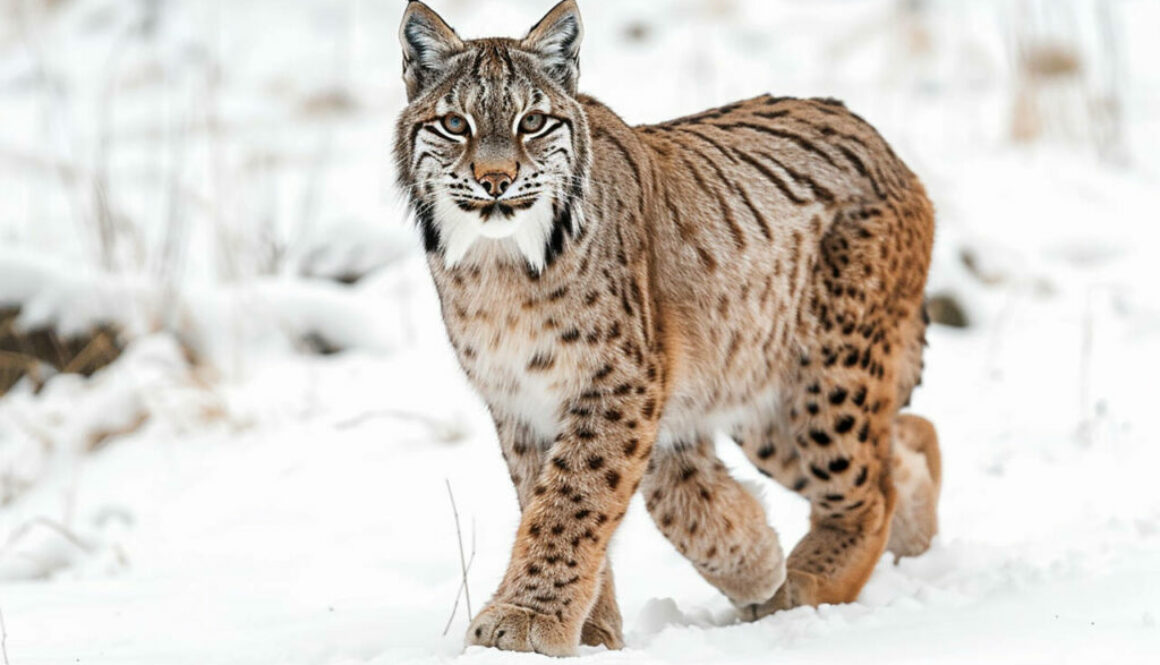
[0,1,1158,663]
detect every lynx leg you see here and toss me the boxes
[886,414,940,558]
[467,360,662,655]
[746,362,900,617]
[496,419,623,650]
[641,437,786,607]
[734,420,813,497]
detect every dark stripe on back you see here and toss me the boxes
[716,122,840,171]
[735,182,773,241]
[677,128,739,164]
[679,155,746,249]
[729,148,810,206]
[753,150,836,203]
[834,144,885,199]
[681,142,772,242]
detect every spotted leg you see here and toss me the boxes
[467,362,662,655]
[495,418,624,649]
[745,356,900,617]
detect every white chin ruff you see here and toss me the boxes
[435,196,559,272]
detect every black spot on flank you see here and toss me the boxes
[587,456,605,470]
[552,457,569,471]
[828,457,850,473]
[561,328,581,343]
[829,387,848,405]
[807,383,821,394]
[824,493,845,502]
[854,466,869,486]
[857,421,870,443]
[605,470,621,490]
[757,444,776,460]
[576,429,596,440]
[810,465,831,481]
[835,415,856,434]
[792,477,809,492]
[807,402,819,415]
[809,430,832,446]
[642,399,657,419]
[852,386,867,406]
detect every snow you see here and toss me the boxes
[2,0,1160,664]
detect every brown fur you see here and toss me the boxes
[395,1,941,656]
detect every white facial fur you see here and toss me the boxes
[435,195,560,271]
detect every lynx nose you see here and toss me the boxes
[473,161,518,198]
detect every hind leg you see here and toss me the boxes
[746,350,903,616]
[887,413,940,558]
[741,411,942,564]
[641,437,786,607]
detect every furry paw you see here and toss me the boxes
[580,613,623,650]
[743,569,821,621]
[465,603,577,656]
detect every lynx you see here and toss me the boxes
[394,0,941,655]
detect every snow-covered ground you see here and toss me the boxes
[2,1,1159,663]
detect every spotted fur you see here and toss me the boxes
[394,1,941,656]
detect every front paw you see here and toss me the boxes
[465,603,577,656]
[580,611,623,650]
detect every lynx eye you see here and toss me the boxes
[441,113,469,136]
[519,112,547,134]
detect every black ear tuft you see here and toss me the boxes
[521,0,583,94]
[399,1,464,101]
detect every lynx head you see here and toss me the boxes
[394,0,591,273]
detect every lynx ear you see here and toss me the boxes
[400,1,464,101]
[521,0,583,94]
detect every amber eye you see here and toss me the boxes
[519,112,547,134]
[441,113,469,136]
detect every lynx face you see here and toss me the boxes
[394,2,591,272]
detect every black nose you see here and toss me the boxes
[479,172,513,197]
